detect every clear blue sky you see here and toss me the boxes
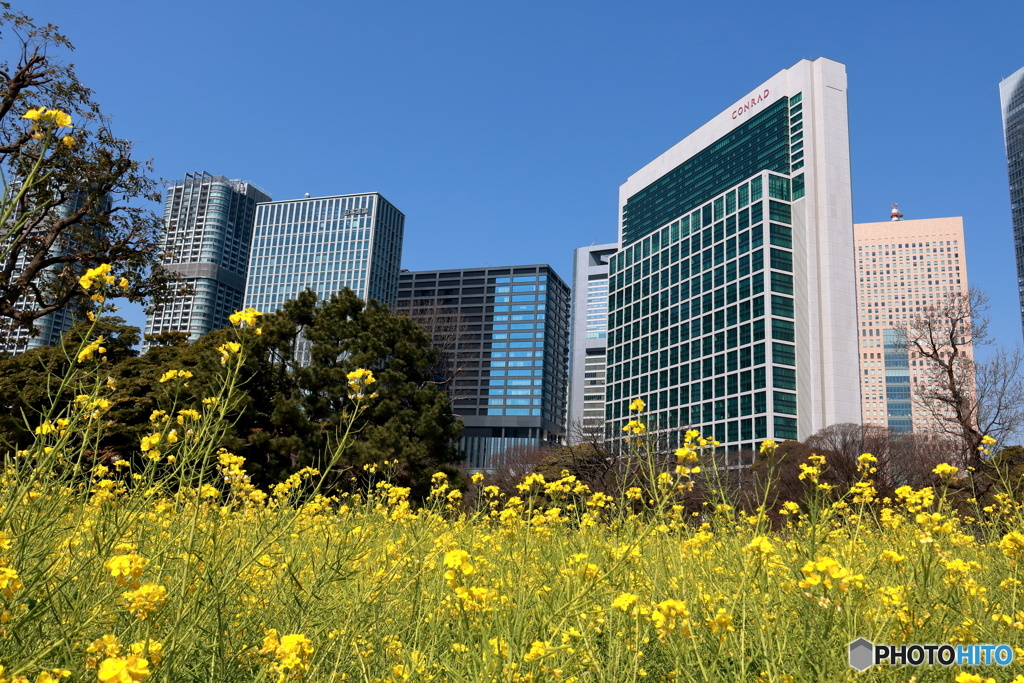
[32,0,1024,353]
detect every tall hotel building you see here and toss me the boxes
[144,172,270,346]
[606,58,860,456]
[396,265,570,470]
[854,210,968,432]
[1000,65,1024,338]
[242,193,404,313]
[567,243,617,439]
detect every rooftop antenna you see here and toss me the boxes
[891,203,904,221]
[304,192,311,198]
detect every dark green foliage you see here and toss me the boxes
[0,289,465,496]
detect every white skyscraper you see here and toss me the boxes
[606,57,860,461]
[567,243,617,440]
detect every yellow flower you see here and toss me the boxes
[120,584,168,619]
[77,337,107,363]
[0,567,24,598]
[621,419,646,435]
[23,107,73,128]
[443,549,475,576]
[62,134,76,148]
[159,369,193,383]
[933,462,959,479]
[523,640,553,662]
[119,277,129,289]
[129,640,163,666]
[79,263,113,290]
[611,592,639,611]
[217,342,242,365]
[1000,531,1024,559]
[707,608,734,637]
[260,630,314,680]
[955,673,994,683]
[650,599,692,637]
[629,397,646,412]
[743,536,774,555]
[49,109,73,128]
[97,656,150,683]
[347,368,378,400]
[104,553,147,585]
[228,307,262,327]
[759,439,777,455]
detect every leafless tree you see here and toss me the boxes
[895,287,1024,468]
[400,298,471,390]
[805,422,957,492]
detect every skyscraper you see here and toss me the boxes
[1000,65,1024,338]
[853,208,969,432]
[567,243,617,440]
[395,264,570,471]
[144,172,269,346]
[606,58,860,461]
[243,193,404,314]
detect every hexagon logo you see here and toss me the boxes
[848,638,874,671]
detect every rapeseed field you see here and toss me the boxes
[1,267,1022,683]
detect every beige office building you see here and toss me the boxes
[853,208,968,432]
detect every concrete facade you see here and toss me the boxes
[567,243,617,441]
[853,215,969,433]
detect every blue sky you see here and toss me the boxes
[33,0,1024,353]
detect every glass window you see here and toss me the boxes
[768,175,791,201]
[770,249,793,272]
[769,201,792,224]
[771,295,794,318]
[774,416,797,440]
[772,342,795,366]
[773,366,796,390]
[770,272,794,295]
[769,224,792,249]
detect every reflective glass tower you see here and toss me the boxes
[567,243,617,439]
[243,193,404,313]
[1000,65,1024,338]
[144,172,269,346]
[396,264,570,471]
[606,58,860,463]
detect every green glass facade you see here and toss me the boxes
[609,94,806,457]
[621,98,792,247]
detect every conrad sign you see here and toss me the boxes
[732,89,771,119]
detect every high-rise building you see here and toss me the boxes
[144,172,270,347]
[606,58,860,461]
[567,243,617,440]
[395,264,570,471]
[242,193,404,315]
[853,208,969,432]
[1,191,111,354]
[1000,65,1024,338]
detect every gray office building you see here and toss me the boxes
[567,243,617,441]
[1000,65,1024,338]
[144,172,270,347]
[396,264,570,470]
[243,193,404,313]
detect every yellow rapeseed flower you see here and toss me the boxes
[629,397,646,412]
[612,593,639,612]
[97,655,150,683]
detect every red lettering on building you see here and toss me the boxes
[732,89,772,119]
